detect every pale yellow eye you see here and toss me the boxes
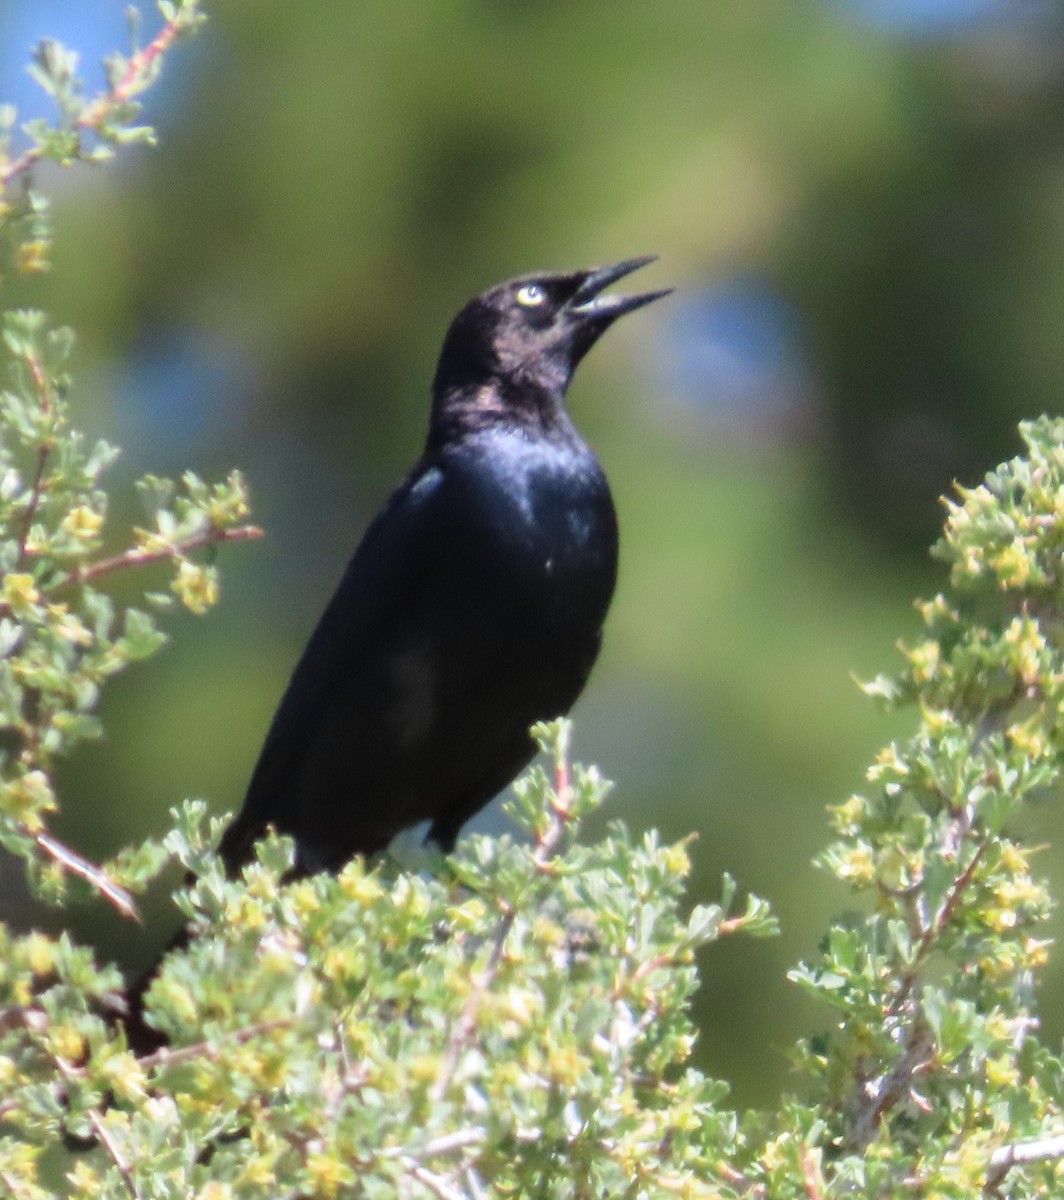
[515,283,546,307]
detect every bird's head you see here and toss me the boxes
[432,257,671,406]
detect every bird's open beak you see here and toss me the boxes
[569,256,672,319]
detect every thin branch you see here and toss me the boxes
[64,522,263,590]
[379,1129,486,1161]
[462,1169,489,1200]
[88,1109,140,1200]
[53,1054,142,1199]
[714,1162,765,1197]
[0,145,45,191]
[716,914,752,937]
[552,743,572,813]
[35,831,139,920]
[985,1131,1064,1194]
[136,1018,292,1071]
[800,1148,825,1200]
[78,16,183,131]
[16,352,55,564]
[1,8,189,188]
[0,523,262,625]
[415,1129,487,1159]
[428,896,517,1105]
[404,1164,468,1200]
[625,950,678,989]
[843,815,992,1149]
[891,842,988,1017]
[17,444,50,559]
[430,748,574,1104]
[3,523,260,916]
[850,1020,936,1151]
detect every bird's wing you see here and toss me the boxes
[219,459,451,869]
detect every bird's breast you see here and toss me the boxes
[441,432,618,641]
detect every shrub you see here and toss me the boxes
[2,7,1063,1197]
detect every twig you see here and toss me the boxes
[0,524,262,625]
[714,1162,764,1195]
[463,1169,489,1200]
[0,145,45,191]
[847,842,988,1141]
[851,1020,936,1150]
[380,1129,486,1161]
[18,443,50,560]
[78,16,183,131]
[53,1055,142,1199]
[405,1164,467,1200]
[800,1148,825,1200]
[88,1109,140,1199]
[626,952,673,988]
[430,743,574,1104]
[64,522,263,589]
[552,742,572,814]
[414,1130,487,1158]
[1,8,189,188]
[428,895,517,1104]
[35,831,139,920]
[5,523,260,916]
[136,1018,292,1071]
[16,352,55,563]
[985,1131,1064,1194]
[891,842,988,1016]
[717,915,751,936]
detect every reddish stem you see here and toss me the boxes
[1,9,187,187]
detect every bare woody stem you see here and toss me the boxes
[985,1132,1064,1195]
[0,524,262,624]
[430,743,575,1105]
[53,1054,143,1199]
[78,17,183,131]
[35,832,139,919]
[890,841,988,1017]
[136,1019,293,1072]
[848,835,990,1149]
[64,522,263,589]
[800,1148,826,1200]
[404,1164,468,1200]
[16,351,56,564]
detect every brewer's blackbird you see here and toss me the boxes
[219,257,670,874]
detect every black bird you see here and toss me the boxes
[219,257,669,875]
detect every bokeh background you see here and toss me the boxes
[4,0,1064,1107]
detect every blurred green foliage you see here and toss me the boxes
[5,0,1064,1111]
